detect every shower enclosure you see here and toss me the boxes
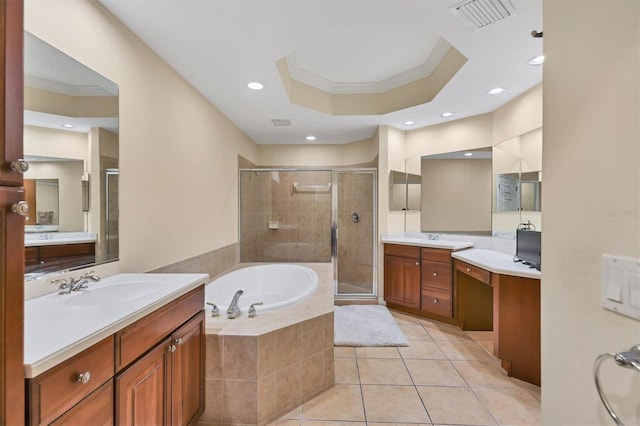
[239,168,377,297]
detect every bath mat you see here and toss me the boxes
[334,305,409,347]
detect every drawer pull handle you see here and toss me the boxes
[174,338,183,346]
[466,267,471,272]
[433,272,438,276]
[76,372,91,384]
[433,299,439,304]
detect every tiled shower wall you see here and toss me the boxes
[240,170,332,263]
[337,172,374,291]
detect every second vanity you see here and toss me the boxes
[382,234,541,386]
[24,273,208,425]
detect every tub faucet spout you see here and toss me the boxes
[227,290,244,319]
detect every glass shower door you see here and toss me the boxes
[334,169,377,297]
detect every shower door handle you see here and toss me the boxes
[331,222,337,258]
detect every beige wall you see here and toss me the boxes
[256,137,377,167]
[542,1,640,424]
[26,0,258,272]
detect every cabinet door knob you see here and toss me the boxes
[466,267,471,272]
[433,299,439,304]
[433,272,438,276]
[10,159,29,173]
[77,371,91,384]
[168,344,177,353]
[174,338,183,346]
[415,262,419,266]
[11,201,29,216]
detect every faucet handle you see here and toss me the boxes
[51,278,71,294]
[248,302,264,318]
[206,302,220,317]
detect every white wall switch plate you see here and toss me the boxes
[602,255,640,321]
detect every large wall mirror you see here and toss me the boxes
[403,127,542,237]
[23,31,119,279]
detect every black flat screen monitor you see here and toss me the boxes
[515,229,541,270]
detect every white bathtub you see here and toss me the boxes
[205,264,319,313]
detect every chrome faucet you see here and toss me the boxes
[226,290,244,319]
[51,278,72,295]
[69,271,101,291]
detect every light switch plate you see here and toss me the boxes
[602,255,640,321]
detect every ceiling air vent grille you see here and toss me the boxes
[271,119,291,126]
[450,0,517,30]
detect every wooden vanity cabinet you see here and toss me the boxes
[420,248,453,318]
[26,285,205,426]
[384,244,421,310]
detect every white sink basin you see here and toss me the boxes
[64,281,162,306]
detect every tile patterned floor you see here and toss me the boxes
[268,310,541,426]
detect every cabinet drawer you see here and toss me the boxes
[455,260,491,285]
[27,336,114,426]
[421,247,452,263]
[115,286,204,371]
[39,243,95,258]
[50,380,113,426]
[421,261,451,290]
[421,287,452,317]
[384,244,420,259]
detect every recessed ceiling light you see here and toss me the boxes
[528,55,545,66]
[62,124,74,128]
[464,152,473,157]
[305,135,316,141]
[247,82,264,90]
[403,121,415,126]
[487,87,506,95]
[440,112,454,118]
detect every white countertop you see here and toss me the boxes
[24,273,208,378]
[25,232,97,247]
[381,235,473,251]
[452,248,541,279]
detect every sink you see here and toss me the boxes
[64,281,162,307]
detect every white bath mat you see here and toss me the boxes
[334,305,409,347]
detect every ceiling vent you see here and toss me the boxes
[271,119,291,126]
[450,0,517,30]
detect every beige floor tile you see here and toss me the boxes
[398,324,431,340]
[420,321,471,341]
[476,339,495,357]
[527,386,541,401]
[389,311,421,325]
[368,424,430,426]
[268,420,301,426]
[474,387,541,425]
[466,330,494,341]
[280,406,303,419]
[361,385,431,423]
[301,384,365,422]
[334,347,356,358]
[404,359,467,387]
[399,340,447,360]
[300,422,365,426]
[417,386,496,425]
[335,357,359,384]
[357,358,413,385]
[452,360,529,388]
[354,346,401,359]
[436,340,498,362]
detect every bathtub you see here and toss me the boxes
[204,263,319,312]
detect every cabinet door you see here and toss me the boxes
[116,337,172,426]
[50,381,114,426]
[384,255,421,309]
[171,311,205,426]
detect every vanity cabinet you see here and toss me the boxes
[26,286,205,425]
[384,244,421,310]
[420,248,453,318]
[25,243,96,274]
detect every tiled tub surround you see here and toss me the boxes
[151,242,239,280]
[198,263,335,425]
